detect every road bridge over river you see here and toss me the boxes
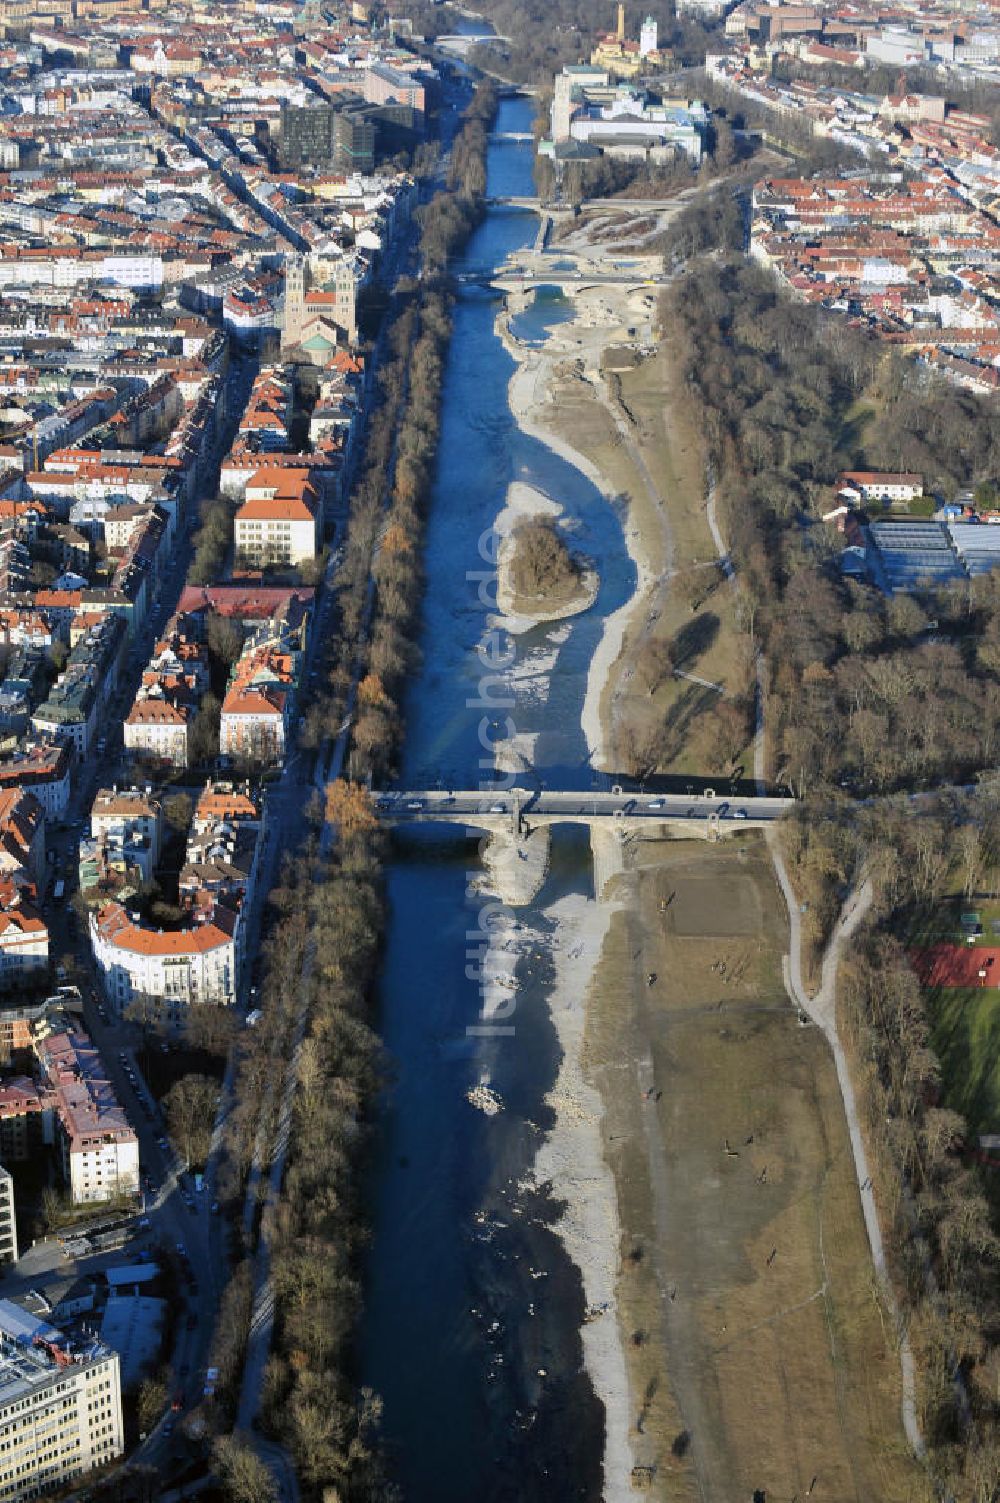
[488,267,662,291]
[457,252,665,292]
[375,787,792,838]
[485,195,545,209]
[485,196,693,212]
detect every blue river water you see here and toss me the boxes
[360,97,634,1501]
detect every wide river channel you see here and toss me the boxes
[360,94,637,1501]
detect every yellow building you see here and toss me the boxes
[590,5,669,77]
[0,0,71,34]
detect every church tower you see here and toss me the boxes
[282,256,306,349]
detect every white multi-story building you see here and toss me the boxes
[838,471,924,504]
[123,693,192,769]
[0,1302,122,1501]
[218,684,288,765]
[0,906,48,991]
[89,783,261,1023]
[90,789,162,874]
[234,467,319,567]
[90,900,239,1022]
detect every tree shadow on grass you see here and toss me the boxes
[662,680,720,760]
[930,985,1000,1135]
[672,611,719,670]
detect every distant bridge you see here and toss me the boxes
[490,269,662,291]
[435,32,511,56]
[486,195,693,213]
[485,195,542,209]
[374,788,792,837]
[456,266,663,291]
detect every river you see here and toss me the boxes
[360,96,636,1501]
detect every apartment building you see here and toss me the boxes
[91,900,239,1021]
[0,792,47,991]
[89,782,261,1021]
[34,1029,139,1205]
[0,995,60,1062]
[180,783,263,908]
[0,898,48,994]
[0,793,43,891]
[0,1168,15,1266]
[0,1302,122,1502]
[123,693,191,769]
[234,468,319,568]
[0,744,70,822]
[29,670,99,762]
[81,788,161,900]
[219,671,290,767]
[124,620,208,770]
[30,615,125,761]
[0,1080,52,1168]
[90,789,161,876]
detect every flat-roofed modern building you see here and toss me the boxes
[363,63,425,114]
[0,1300,122,1500]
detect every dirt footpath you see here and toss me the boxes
[584,836,927,1503]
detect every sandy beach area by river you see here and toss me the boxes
[527,890,636,1503]
[499,298,662,767]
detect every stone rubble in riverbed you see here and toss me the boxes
[525,891,638,1503]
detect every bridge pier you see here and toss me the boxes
[477,823,551,908]
[590,823,629,900]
